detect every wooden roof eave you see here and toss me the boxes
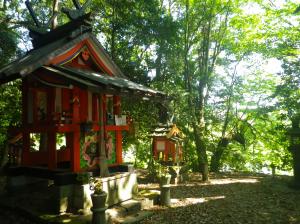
[40,66,100,91]
[43,66,124,95]
[52,65,168,101]
[0,32,91,83]
[51,66,126,95]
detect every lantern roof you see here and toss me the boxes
[150,124,184,141]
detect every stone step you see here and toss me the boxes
[106,199,153,224]
[106,199,142,222]
[112,211,153,224]
[134,189,160,209]
[119,199,142,214]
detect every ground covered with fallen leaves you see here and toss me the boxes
[139,172,300,224]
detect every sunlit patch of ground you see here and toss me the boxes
[140,172,300,224]
[209,177,259,184]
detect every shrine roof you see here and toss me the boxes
[0,31,125,84]
[0,7,167,101]
[41,65,166,100]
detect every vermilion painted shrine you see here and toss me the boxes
[0,1,170,212]
[0,10,167,175]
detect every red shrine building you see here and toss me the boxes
[0,9,166,174]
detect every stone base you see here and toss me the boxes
[135,190,160,209]
[102,172,137,207]
[53,172,137,214]
[106,199,153,224]
[6,175,49,194]
[5,169,138,215]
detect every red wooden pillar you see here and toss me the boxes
[71,87,81,172]
[66,133,72,151]
[21,79,30,166]
[116,131,122,164]
[48,88,57,169]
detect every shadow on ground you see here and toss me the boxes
[140,173,300,224]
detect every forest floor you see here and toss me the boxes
[0,171,300,224]
[138,171,300,224]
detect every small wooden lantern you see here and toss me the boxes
[150,124,184,164]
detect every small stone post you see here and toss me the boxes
[159,174,171,206]
[160,185,171,206]
[90,192,107,224]
[91,206,107,224]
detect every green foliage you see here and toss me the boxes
[122,100,158,168]
[0,81,21,149]
[275,58,300,118]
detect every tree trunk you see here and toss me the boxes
[183,0,228,182]
[289,117,300,187]
[51,0,59,29]
[210,138,229,172]
[155,41,162,80]
[292,149,300,187]
[210,61,240,172]
[194,124,209,181]
[210,149,223,173]
[201,163,209,181]
[110,0,116,61]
